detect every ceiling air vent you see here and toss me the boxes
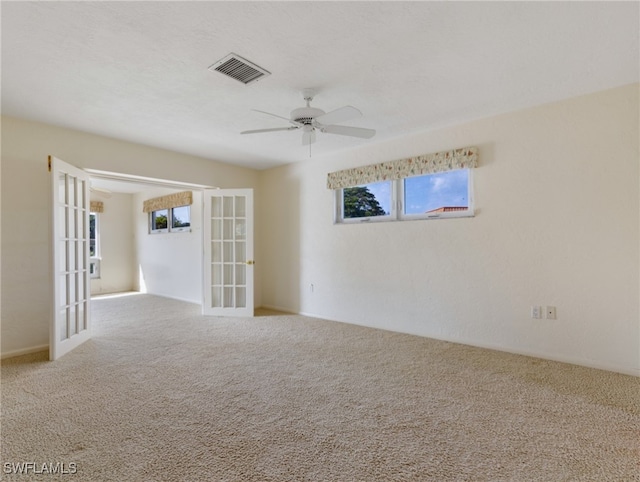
[209,53,271,85]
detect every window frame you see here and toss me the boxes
[338,180,396,224]
[149,205,191,234]
[398,169,474,221]
[89,212,101,279]
[149,208,169,234]
[170,205,191,233]
[335,169,474,224]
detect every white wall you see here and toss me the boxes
[90,192,135,296]
[1,117,258,357]
[258,84,640,376]
[133,189,203,303]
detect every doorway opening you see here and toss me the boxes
[86,169,213,304]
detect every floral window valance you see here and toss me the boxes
[90,201,104,213]
[142,191,193,213]
[326,146,478,190]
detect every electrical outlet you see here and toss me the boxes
[546,306,557,319]
[531,306,542,319]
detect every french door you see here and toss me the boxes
[50,156,92,360]
[202,189,254,316]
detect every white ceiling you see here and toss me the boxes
[2,2,638,171]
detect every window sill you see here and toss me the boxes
[335,210,475,225]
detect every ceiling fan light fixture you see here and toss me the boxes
[240,90,376,147]
[291,106,325,125]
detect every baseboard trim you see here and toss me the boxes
[260,307,640,377]
[436,335,640,378]
[1,344,49,360]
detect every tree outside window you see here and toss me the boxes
[343,186,387,218]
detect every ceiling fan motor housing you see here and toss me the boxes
[291,107,325,125]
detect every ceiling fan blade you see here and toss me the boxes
[302,129,316,146]
[314,106,362,126]
[252,109,302,127]
[241,127,298,135]
[321,124,376,139]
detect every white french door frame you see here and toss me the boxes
[50,156,92,360]
[202,189,255,317]
[51,164,255,361]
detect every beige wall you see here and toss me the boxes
[90,192,135,296]
[2,85,638,375]
[1,117,259,357]
[258,84,640,375]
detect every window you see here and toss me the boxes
[336,169,472,223]
[150,209,169,233]
[171,205,191,232]
[400,169,471,220]
[150,206,190,233]
[341,181,393,222]
[89,213,100,278]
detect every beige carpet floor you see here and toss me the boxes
[1,293,638,481]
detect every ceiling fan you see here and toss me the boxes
[241,89,376,146]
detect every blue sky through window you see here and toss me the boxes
[358,170,469,216]
[404,169,469,214]
[365,181,392,215]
